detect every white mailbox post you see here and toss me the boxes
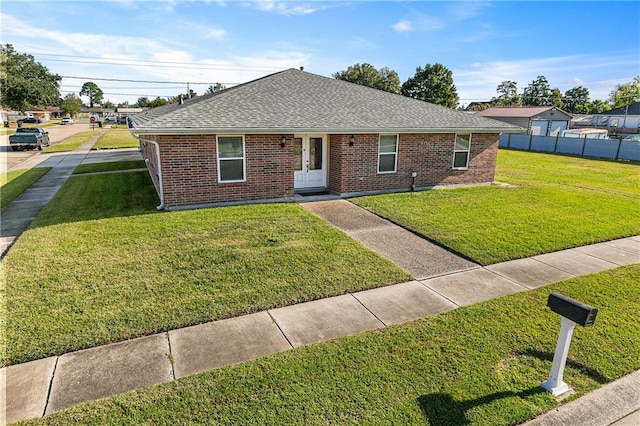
[541,293,598,397]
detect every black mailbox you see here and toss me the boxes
[547,293,598,327]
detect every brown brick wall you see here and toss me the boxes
[141,132,498,208]
[329,133,498,194]
[149,134,294,208]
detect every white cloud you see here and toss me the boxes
[250,0,318,15]
[391,12,445,33]
[392,20,412,32]
[447,2,492,21]
[454,53,638,103]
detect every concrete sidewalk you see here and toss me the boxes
[0,137,98,257]
[0,142,142,258]
[3,234,638,424]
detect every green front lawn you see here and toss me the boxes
[353,151,640,265]
[21,265,640,425]
[93,128,139,149]
[73,160,146,174]
[0,168,51,209]
[42,131,97,153]
[3,172,410,366]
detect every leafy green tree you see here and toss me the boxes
[80,82,104,107]
[401,63,459,108]
[60,93,82,117]
[563,86,590,113]
[522,76,551,106]
[550,88,563,109]
[103,100,116,110]
[0,44,61,111]
[492,80,520,106]
[333,63,401,94]
[149,97,168,107]
[136,97,151,107]
[589,99,610,114]
[206,82,226,94]
[608,76,640,108]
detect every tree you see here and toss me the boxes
[401,63,459,108]
[149,97,168,107]
[60,93,82,117]
[333,63,401,94]
[608,76,640,108]
[492,80,520,106]
[80,82,104,107]
[589,99,610,114]
[550,88,563,109]
[103,100,116,110]
[521,76,551,106]
[206,82,226,94]
[136,97,151,107]
[0,44,61,111]
[563,86,590,113]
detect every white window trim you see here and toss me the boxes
[216,135,246,183]
[378,134,398,174]
[452,133,471,170]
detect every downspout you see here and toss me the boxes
[138,137,165,210]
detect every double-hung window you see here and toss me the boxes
[217,135,245,182]
[378,134,398,173]
[452,134,471,169]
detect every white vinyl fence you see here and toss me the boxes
[499,134,640,161]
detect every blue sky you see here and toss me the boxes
[2,1,638,107]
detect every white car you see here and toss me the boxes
[61,117,74,125]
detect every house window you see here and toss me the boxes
[378,134,398,173]
[217,136,245,182]
[453,134,471,169]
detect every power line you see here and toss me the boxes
[42,57,285,72]
[60,75,239,86]
[33,52,283,71]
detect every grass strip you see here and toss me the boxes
[0,168,51,209]
[73,160,146,174]
[4,173,410,366]
[42,131,96,153]
[352,150,640,265]
[93,128,139,149]
[20,265,640,425]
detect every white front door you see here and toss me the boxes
[294,135,326,189]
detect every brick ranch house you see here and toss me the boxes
[129,69,521,210]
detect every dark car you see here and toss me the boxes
[20,117,41,124]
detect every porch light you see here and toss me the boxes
[281,136,286,148]
[349,135,355,146]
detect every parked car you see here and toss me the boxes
[9,127,50,151]
[61,117,74,125]
[20,117,42,124]
[104,115,117,122]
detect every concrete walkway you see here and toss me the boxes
[1,147,639,424]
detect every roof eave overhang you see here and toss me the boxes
[130,126,525,136]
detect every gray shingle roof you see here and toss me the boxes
[130,69,522,134]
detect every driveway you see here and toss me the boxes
[1,122,100,172]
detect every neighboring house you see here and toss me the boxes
[129,69,521,210]
[592,102,640,136]
[475,106,572,136]
[46,106,61,119]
